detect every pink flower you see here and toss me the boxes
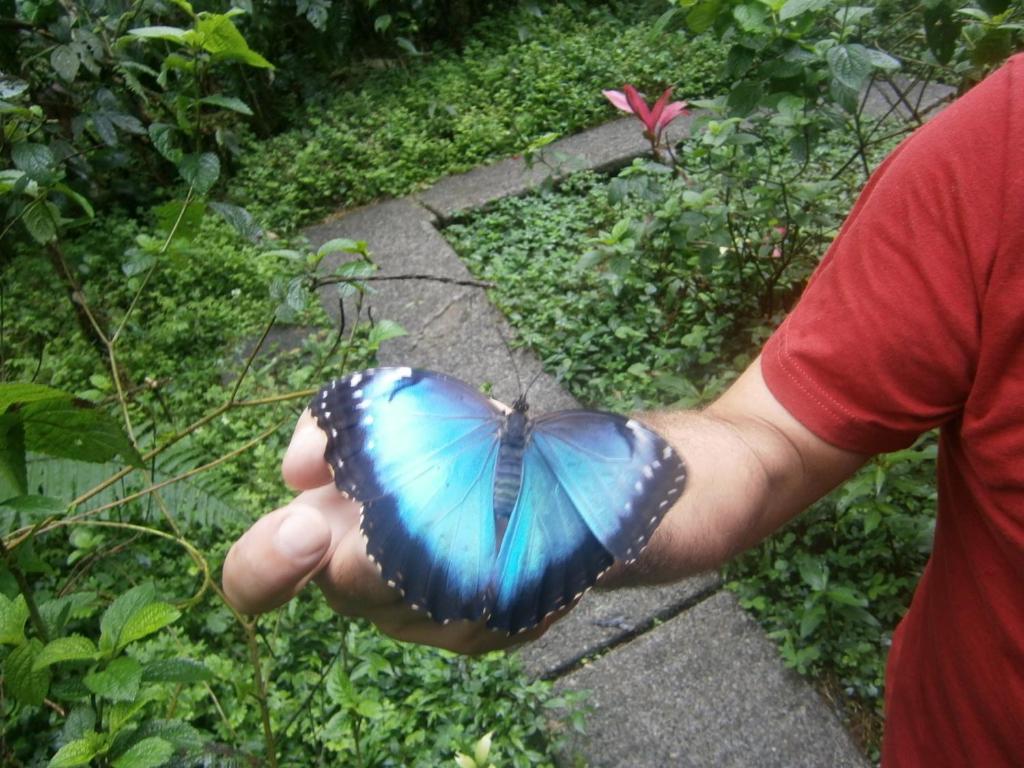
[603,85,689,146]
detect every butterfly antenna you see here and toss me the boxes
[523,367,544,402]
[494,322,524,397]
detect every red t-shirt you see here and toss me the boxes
[761,55,1024,766]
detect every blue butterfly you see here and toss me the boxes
[310,367,686,634]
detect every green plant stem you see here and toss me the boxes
[111,187,196,347]
[229,313,275,404]
[244,619,279,768]
[0,536,50,642]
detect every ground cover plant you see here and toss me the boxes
[229,1,727,231]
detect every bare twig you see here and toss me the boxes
[313,273,494,290]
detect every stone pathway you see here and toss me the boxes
[295,78,954,766]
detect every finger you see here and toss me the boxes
[222,502,334,614]
[282,409,331,490]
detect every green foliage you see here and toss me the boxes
[669,0,1023,117]
[230,3,727,231]
[2,0,273,251]
[0,541,212,767]
[445,116,869,410]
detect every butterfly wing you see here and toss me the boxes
[311,368,503,623]
[490,411,686,634]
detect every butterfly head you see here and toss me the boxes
[511,394,529,414]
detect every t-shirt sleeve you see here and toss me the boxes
[761,57,1018,454]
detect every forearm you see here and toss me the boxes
[604,358,867,587]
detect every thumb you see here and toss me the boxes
[222,503,333,614]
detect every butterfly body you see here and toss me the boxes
[311,367,686,634]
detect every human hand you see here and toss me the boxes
[221,410,554,654]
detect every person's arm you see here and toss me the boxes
[601,356,866,587]
[221,356,866,654]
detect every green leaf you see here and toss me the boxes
[355,698,383,718]
[732,3,768,33]
[0,414,27,496]
[923,6,960,65]
[865,48,900,71]
[199,94,253,115]
[60,705,97,745]
[92,113,117,146]
[684,0,723,32]
[51,45,80,82]
[148,123,182,164]
[798,606,824,638]
[194,14,273,68]
[48,731,105,767]
[112,737,173,768]
[1,378,76,414]
[108,695,154,733]
[825,586,868,607]
[39,592,99,637]
[474,731,493,765]
[0,592,29,645]
[5,639,51,705]
[368,319,407,347]
[395,36,419,56]
[797,555,828,591]
[152,199,206,242]
[971,27,1013,66]
[826,43,874,91]
[0,496,65,531]
[779,0,831,21]
[34,635,99,669]
[12,143,55,180]
[318,237,367,257]
[130,719,205,752]
[142,658,214,683]
[84,656,142,701]
[0,76,28,100]
[100,583,156,652]
[23,200,59,243]
[20,398,144,468]
[208,201,261,241]
[726,80,762,117]
[177,152,220,195]
[127,26,190,43]
[834,5,874,26]
[118,602,181,648]
[55,183,95,218]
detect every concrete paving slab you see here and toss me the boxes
[415,116,694,220]
[553,590,868,768]
[519,573,721,680]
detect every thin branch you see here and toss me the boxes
[228,313,276,404]
[76,418,288,520]
[0,537,50,642]
[313,273,495,290]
